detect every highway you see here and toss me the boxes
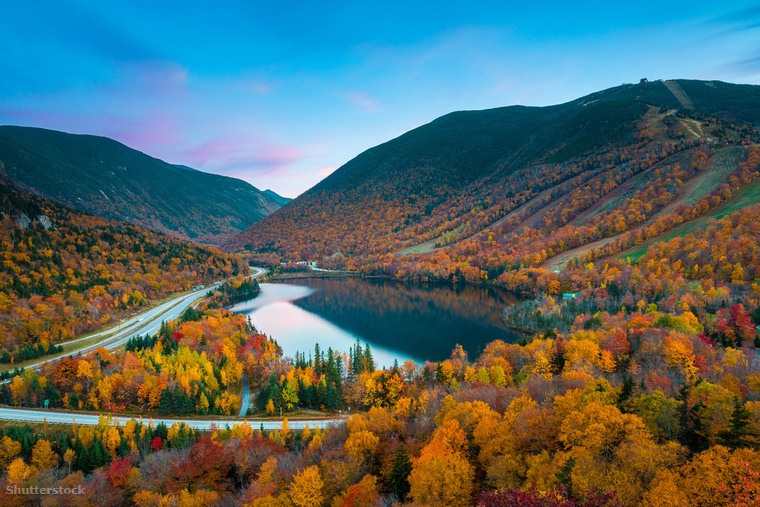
[12,266,268,372]
[0,267,340,429]
[0,407,343,430]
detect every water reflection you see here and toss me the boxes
[230,278,521,366]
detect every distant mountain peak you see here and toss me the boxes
[263,189,292,206]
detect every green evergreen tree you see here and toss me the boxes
[326,379,340,410]
[353,339,364,375]
[364,343,375,372]
[90,438,109,469]
[314,343,323,376]
[617,376,636,413]
[158,387,175,416]
[556,456,576,497]
[386,444,412,499]
[317,379,328,407]
[717,398,760,449]
[74,440,91,473]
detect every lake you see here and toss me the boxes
[229,277,521,368]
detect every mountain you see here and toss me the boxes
[226,79,760,281]
[263,189,292,206]
[0,126,282,245]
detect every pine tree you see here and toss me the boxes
[117,437,130,457]
[326,380,340,410]
[159,387,175,416]
[364,343,375,372]
[317,379,328,407]
[307,383,318,409]
[314,344,323,376]
[326,347,338,384]
[556,457,576,497]
[422,366,432,384]
[386,444,412,499]
[353,339,364,375]
[617,376,636,413]
[297,377,309,408]
[90,438,109,469]
[717,398,760,449]
[682,401,710,453]
[435,363,445,384]
[75,440,91,473]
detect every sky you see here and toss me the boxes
[2,1,760,197]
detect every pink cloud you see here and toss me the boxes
[184,134,300,177]
[317,166,336,176]
[100,110,183,149]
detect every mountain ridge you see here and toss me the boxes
[226,79,760,280]
[0,126,281,245]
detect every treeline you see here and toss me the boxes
[0,341,63,364]
[255,339,377,414]
[208,276,261,307]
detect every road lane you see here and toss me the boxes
[239,375,251,417]
[0,407,343,430]
[10,266,268,372]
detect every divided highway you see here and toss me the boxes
[0,267,351,430]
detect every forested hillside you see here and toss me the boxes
[0,126,282,245]
[229,80,760,288]
[0,174,244,363]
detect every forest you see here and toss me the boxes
[0,175,245,364]
[2,83,760,505]
[2,194,760,505]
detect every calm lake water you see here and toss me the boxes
[229,277,521,367]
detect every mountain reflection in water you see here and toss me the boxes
[230,278,521,366]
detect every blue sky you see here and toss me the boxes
[1,1,760,197]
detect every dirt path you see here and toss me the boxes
[542,236,619,271]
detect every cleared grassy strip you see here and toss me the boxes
[687,146,743,201]
[622,174,760,262]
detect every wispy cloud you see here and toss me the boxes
[117,60,189,98]
[346,91,384,114]
[714,55,760,78]
[185,134,300,177]
[712,5,760,28]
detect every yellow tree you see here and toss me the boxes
[0,436,22,468]
[9,375,25,406]
[31,439,57,470]
[409,439,474,507]
[289,465,324,507]
[7,458,31,485]
[104,426,121,458]
[344,430,379,461]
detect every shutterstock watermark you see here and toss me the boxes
[6,485,86,495]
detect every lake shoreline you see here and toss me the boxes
[230,277,522,365]
[268,271,361,280]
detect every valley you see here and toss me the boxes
[1,79,760,506]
